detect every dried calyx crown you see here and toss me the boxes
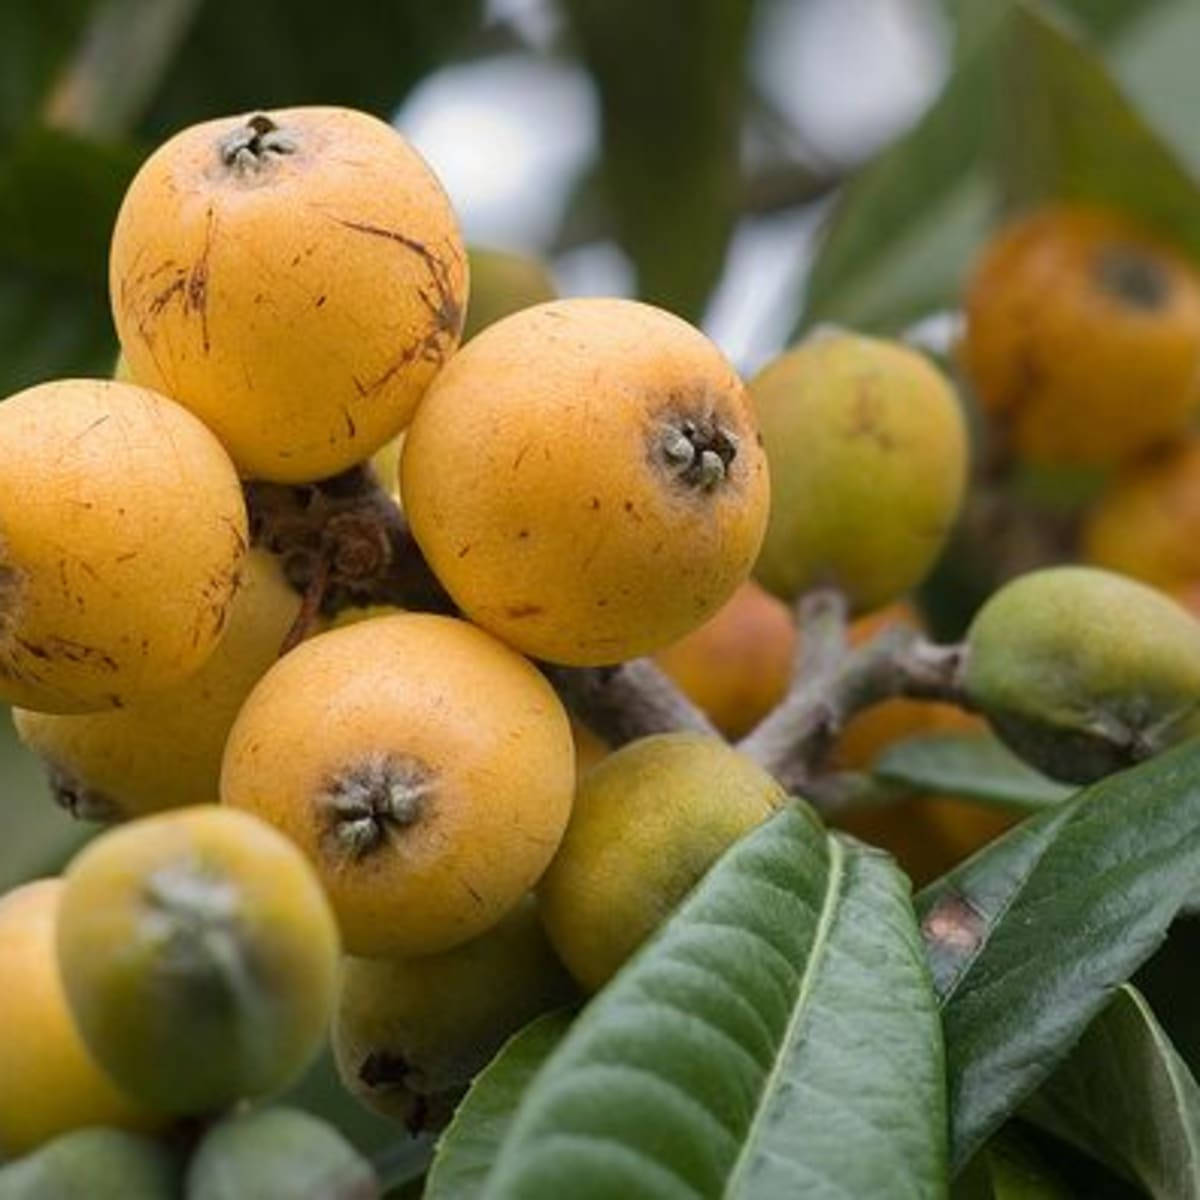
[219,113,298,175]
[319,753,435,859]
[658,414,740,492]
[1096,244,1170,310]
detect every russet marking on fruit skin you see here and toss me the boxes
[111,106,469,483]
[326,215,465,390]
[317,752,437,861]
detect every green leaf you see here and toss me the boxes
[1022,984,1200,1200]
[799,0,1200,338]
[426,1011,573,1200]
[0,125,140,278]
[916,738,1200,1171]
[0,706,91,891]
[481,804,947,1199]
[0,267,116,395]
[1112,0,1200,177]
[138,0,482,141]
[953,1127,1075,1199]
[0,0,93,138]
[874,732,1074,812]
[993,4,1200,254]
[797,27,996,334]
[560,0,752,320]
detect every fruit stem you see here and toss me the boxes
[737,586,971,796]
[542,658,719,748]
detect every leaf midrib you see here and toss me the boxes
[720,831,846,1197]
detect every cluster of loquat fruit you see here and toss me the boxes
[4,104,1200,1197]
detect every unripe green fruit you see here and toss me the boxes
[185,1107,378,1200]
[964,565,1200,783]
[461,246,556,341]
[0,1128,178,1200]
[56,807,340,1115]
[332,896,578,1133]
[751,330,968,612]
[538,732,786,992]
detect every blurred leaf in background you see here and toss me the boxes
[560,0,752,320]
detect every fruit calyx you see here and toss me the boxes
[657,414,740,492]
[318,753,435,859]
[218,114,298,176]
[48,763,121,823]
[1095,244,1169,310]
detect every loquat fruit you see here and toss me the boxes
[964,565,1200,782]
[962,204,1200,466]
[111,106,467,483]
[221,613,575,958]
[332,896,578,1132]
[402,298,770,666]
[0,879,159,1156]
[56,806,339,1115]
[538,732,785,992]
[0,379,247,714]
[751,331,967,613]
[13,550,302,820]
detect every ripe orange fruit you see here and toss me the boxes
[402,298,770,666]
[111,106,467,483]
[962,204,1200,465]
[221,613,575,957]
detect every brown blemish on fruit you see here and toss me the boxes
[318,752,437,861]
[505,604,543,619]
[0,542,20,646]
[847,381,896,451]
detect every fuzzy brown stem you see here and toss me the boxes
[245,466,453,624]
[738,592,970,795]
[542,658,718,748]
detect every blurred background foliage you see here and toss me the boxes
[6,0,1200,1166]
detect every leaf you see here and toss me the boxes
[0,706,92,891]
[0,267,116,395]
[797,24,996,334]
[874,732,1074,812]
[993,4,1200,255]
[426,1011,573,1200]
[1023,984,1200,1200]
[1112,0,1200,177]
[952,1127,1075,1199]
[798,0,1200,338]
[916,737,1200,1171]
[138,0,483,142]
[560,0,753,319]
[481,804,948,1199]
[0,125,140,278]
[0,0,93,139]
